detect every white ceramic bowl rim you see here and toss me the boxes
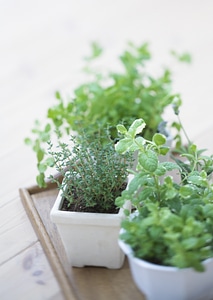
[118,238,213,272]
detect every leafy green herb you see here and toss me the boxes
[48,129,133,213]
[115,118,213,272]
[25,42,187,187]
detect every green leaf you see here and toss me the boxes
[172,96,182,115]
[179,185,195,198]
[146,202,159,213]
[188,174,208,187]
[188,143,197,154]
[154,165,167,176]
[123,208,130,216]
[138,150,158,172]
[36,173,46,188]
[182,237,201,250]
[37,162,47,173]
[152,133,166,146]
[115,138,134,154]
[203,204,213,218]
[165,187,177,199]
[116,124,127,134]
[139,187,154,200]
[84,41,103,61]
[128,119,146,137]
[159,146,169,155]
[161,162,181,171]
[127,175,145,193]
[55,91,61,100]
[135,136,146,147]
[164,176,173,185]
[149,226,163,239]
[115,195,126,208]
[115,138,139,154]
[24,137,32,145]
[45,157,55,167]
[37,149,45,162]
[45,124,51,132]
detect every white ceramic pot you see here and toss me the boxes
[50,189,131,269]
[119,238,213,300]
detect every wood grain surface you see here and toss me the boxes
[20,185,144,300]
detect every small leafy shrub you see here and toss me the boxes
[25,42,190,187]
[115,119,213,272]
[48,130,133,213]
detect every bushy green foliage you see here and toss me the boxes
[48,42,174,141]
[25,42,185,187]
[115,119,213,272]
[48,130,133,213]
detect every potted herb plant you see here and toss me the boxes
[49,129,133,269]
[114,118,213,300]
[25,42,187,188]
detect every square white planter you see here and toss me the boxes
[50,189,131,269]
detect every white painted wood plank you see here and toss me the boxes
[0,197,38,264]
[0,242,63,300]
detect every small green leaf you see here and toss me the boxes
[139,187,154,200]
[165,187,177,199]
[159,146,169,155]
[138,150,158,172]
[153,133,166,146]
[161,162,181,171]
[182,237,200,250]
[155,165,166,176]
[37,149,45,162]
[45,157,55,167]
[149,226,163,239]
[123,208,130,216]
[188,174,208,187]
[45,124,51,132]
[180,185,195,198]
[37,163,47,173]
[24,138,32,145]
[55,91,61,100]
[203,204,213,218]
[128,119,146,137]
[116,124,127,134]
[36,173,46,188]
[127,173,151,193]
[84,41,103,61]
[115,138,139,154]
[115,196,126,208]
[135,136,146,147]
[115,138,133,154]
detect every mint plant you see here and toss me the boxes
[115,119,213,272]
[48,129,133,213]
[25,42,185,187]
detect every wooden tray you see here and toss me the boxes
[19,180,144,300]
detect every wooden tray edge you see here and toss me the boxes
[25,173,63,195]
[19,186,79,300]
